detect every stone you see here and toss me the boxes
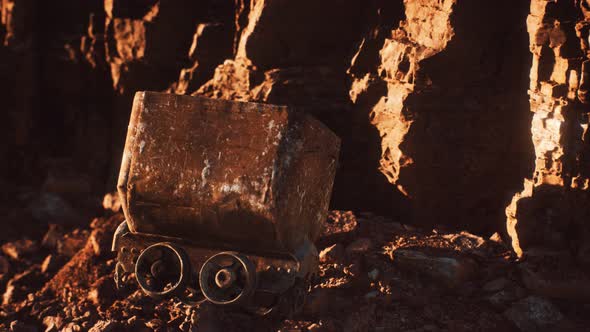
[101,192,121,213]
[307,323,326,332]
[42,316,64,332]
[304,289,350,316]
[489,232,503,244]
[486,290,519,310]
[88,228,110,257]
[56,230,89,257]
[443,231,486,250]
[2,239,38,260]
[503,296,564,332]
[9,320,37,332]
[41,225,62,250]
[179,321,190,332]
[0,255,9,277]
[520,264,590,301]
[319,244,345,263]
[87,276,117,305]
[319,211,359,245]
[145,319,165,331]
[40,255,64,274]
[391,249,478,288]
[3,267,42,305]
[345,238,373,256]
[88,320,118,332]
[482,277,509,293]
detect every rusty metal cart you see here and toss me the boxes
[112,92,340,317]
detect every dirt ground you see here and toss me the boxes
[1,205,589,332]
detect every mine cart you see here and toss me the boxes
[112,92,340,317]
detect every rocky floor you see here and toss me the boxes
[1,200,589,332]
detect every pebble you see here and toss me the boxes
[503,296,564,332]
[2,239,38,260]
[345,238,373,255]
[482,277,509,293]
[319,243,345,263]
[392,249,478,288]
[89,320,119,332]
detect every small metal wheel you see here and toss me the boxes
[135,242,190,299]
[199,252,257,306]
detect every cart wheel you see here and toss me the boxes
[199,252,257,306]
[135,242,190,299]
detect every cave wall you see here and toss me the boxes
[506,0,590,266]
[350,0,534,232]
[1,0,587,256]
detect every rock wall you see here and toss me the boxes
[1,0,587,254]
[506,0,590,265]
[350,0,534,231]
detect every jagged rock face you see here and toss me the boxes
[506,0,590,262]
[351,0,534,231]
[1,0,587,250]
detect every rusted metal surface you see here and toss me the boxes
[114,218,316,313]
[118,91,340,255]
[114,92,340,315]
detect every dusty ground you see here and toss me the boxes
[1,202,589,332]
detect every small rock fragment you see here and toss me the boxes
[503,296,564,332]
[0,255,9,277]
[482,277,509,293]
[41,224,62,250]
[42,316,64,332]
[486,289,519,310]
[345,237,373,255]
[41,255,64,274]
[145,319,166,332]
[319,244,345,263]
[520,264,590,301]
[87,276,117,305]
[320,211,358,244]
[89,320,119,332]
[444,231,486,249]
[179,321,190,332]
[307,323,327,332]
[89,228,110,257]
[343,261,362,277]
[102,192,122,213]
[2,239,38,260]
[304,289,350,316]
[3,267,42,305]
[391,249,478,287]
[57,230,89,257]
[9,320,37,332]
[489,232,503,243]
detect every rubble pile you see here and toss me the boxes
[1,205,588,332]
